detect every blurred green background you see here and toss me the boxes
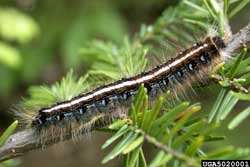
[0,0,249,167]
[0,0,174,124]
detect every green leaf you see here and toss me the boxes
[149,151,168,167]
[21,70,89,110]
[139,149,147,167]
[150,152,172,167]
[88,70,120,80]
[145,96,163,132]
[208,89,226,123]
[201,122,219,136]
[0,8,39,44]
[229,0,250,18]
[0,120,18,146]
[139,94,149,129]
[204,135,225,142]
[102,125,130,149]
[102,132,137,164]
[127,147,140,167]
[81,38,147,81]
[122,136,144,154]
[228,106,250,129]
[203,146,234,159]
[0,159,21,167]
[220,148,250,159]
[202,0,216,19]
[172,119,205,148]
[129,85,147,125]
[161,103,201,143]
[108,119,130,130]
[185,136,204,156]
[231,92,250,101]
[228,48,247,78]
[129,105,138,125]
[0,42,22,69]
[151,102,190,135]
[22,86,56,108]
[230,56,250,76]
[217,91,239,121]
[184,0,208,14]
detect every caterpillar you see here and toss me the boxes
[16,23,250,146]
[35,37,225,125]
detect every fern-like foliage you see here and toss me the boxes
[101,86,250,166]
[21,70,90,109]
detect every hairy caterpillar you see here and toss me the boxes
[16,23,250,145]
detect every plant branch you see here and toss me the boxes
[134,128,198,166]
[211,74,249,93]
[0,128,80,162]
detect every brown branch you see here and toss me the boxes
[133,128,198,166]
[211,74,249,94]
[0,129,36,161]
[0,128,73,162]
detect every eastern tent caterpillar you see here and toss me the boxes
[17,23,250,144]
